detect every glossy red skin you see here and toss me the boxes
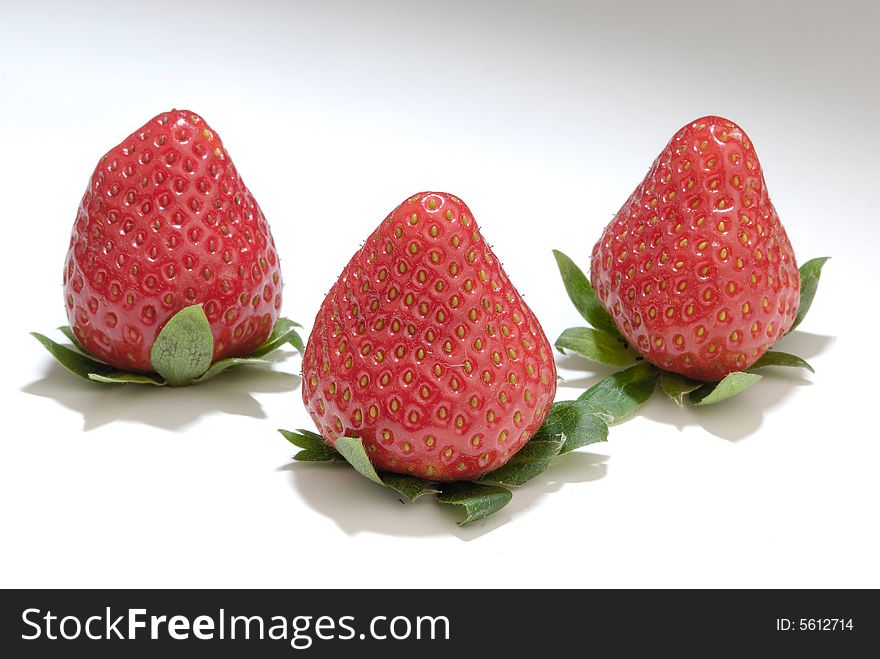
[591,116,800,381]
[302,192,557,481]
[63,110,282,372]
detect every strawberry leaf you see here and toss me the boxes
[689,372,763,406]
[789,257,829,333]
[749,351,814,373]
[88,372,164,385]
[380,474,441,501]
[578,362,660,423]
[555,326,638,367]
[480,434,566,487]
[283,430,440,498]
[192,356,275,384]
[249,317,304,358]
[280,429,344,461]
[293,450,340,462]
[531,400,609,455]
[659,372,703,406]
[436,482,512,525]
[553,249,620,336]
[280,428,328,450]
[31,332,164,385]
[149,304,214,386]
[287,329,305,355]
[334,436,385,486]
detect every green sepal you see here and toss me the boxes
[287,329,305,355]
[578,362,660,423]
[31,332,164,385]
[436,482,513,525]
[192,357,275,384]
[659,372,703,406]
[284,429,440,499]
[480,434,566,487]
[333,436,385,486]
[749,351,814,373]
[552,249,621,336]
[88,372,164,385]
[149,304,214,386]
[555,326,638,367]
[249,317,305,357]
[535,400,609,455]
[689,371,763,406]
[281,428,327,449]
[280,428,345,462]
[380,474,441,501]
[789,257,829,333]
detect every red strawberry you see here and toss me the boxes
[301,192,556,481]
[590,116,800,381]
[63,109,282,372]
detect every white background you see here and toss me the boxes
[1,0,877,588]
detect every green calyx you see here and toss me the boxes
[32,305,303,386]
[552,250,829,407]
[149,304,214,385]
[280,393,609,526]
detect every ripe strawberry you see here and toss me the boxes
[63,109,282,372]
[301,192,556,481]
[590,116,800,381]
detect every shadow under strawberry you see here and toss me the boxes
[23,351,301,431]
[637,330,834,441]
[279,448,608,539]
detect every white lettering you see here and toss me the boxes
[337,616,356,640]
[389,616,411,640]
[128,608,147,639]
[370,616,387,640]
[268,616,288,640]
[106,608,124,639]
[314,616,335,640]
[192,615,214,640]
[291,616,313,650]
[417,615,450,640]
[230,615,264,640]
[85,615,102,640]
[21,608,41,640]
[167,615,190,640]
[59,616,81,640]
[44,611,57,640]
[150,615,167,639]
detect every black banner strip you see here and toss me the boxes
[1,589,876,657]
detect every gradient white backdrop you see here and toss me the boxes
[1,0,877,588]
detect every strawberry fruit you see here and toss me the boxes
[61,109,283,374]
[590,116,800,381]
[301,192,557,481]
